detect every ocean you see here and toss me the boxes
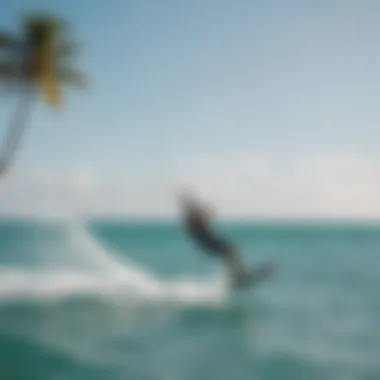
[0,219,379,380]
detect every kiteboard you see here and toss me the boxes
[233,262,275,290]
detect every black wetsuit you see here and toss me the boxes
[184,208,246,283]
[182,202,274,289]
[185,210,231,256]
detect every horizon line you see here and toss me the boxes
[2,215,380,226]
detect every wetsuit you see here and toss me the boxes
[184,206,246,283]
[185,211,231,256]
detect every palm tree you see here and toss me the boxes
[0,13,85,180]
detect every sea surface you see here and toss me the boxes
[0,219,379,380]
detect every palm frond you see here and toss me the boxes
[0,61,19,81]
[37,76,62,107]
[55,66,86,88]
[55,40,79,60]
[0,31,19,49]
[0,13,87,181]
[23,13,67,47]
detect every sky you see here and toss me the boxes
[1,0,380,219]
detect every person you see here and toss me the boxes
[179,192,249,287]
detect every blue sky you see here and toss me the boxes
[1,0,380,218]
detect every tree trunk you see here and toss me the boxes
[0,83,34,181]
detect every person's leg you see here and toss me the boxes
[198,233,247,283]
[222,246,246,282]
[209,238,246,283]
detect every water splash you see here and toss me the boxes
[0,220,231,306]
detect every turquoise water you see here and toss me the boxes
[0,220,379,379]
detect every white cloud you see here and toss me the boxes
[1,153,380,219]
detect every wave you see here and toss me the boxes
[0,221,231,306]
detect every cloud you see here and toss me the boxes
[171,152,380,218]
[1,153,380,219]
